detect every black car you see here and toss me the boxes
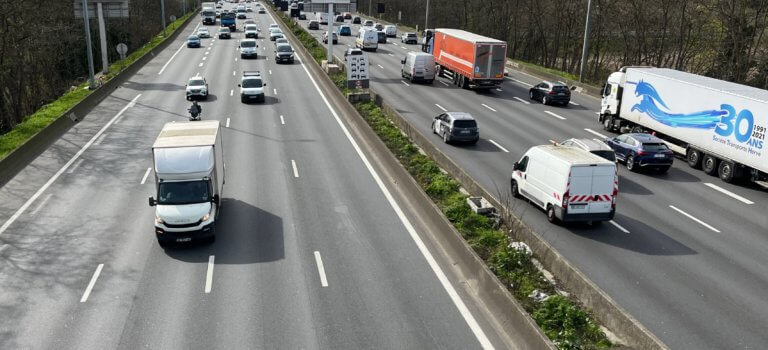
[274,43,295,63]
[299,13,306,20]
[529,81,571,106]
[308,20,320,30]
[352,16,361,24]
[376,31,387,44]
[218,27,231,39]
[603,133,674,173]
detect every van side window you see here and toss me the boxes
[518,156,529,172]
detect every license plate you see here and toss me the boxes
[249,95,259,99]
[461,130,470,134]
[176,237,192,242]
[558,93,565,96]
[654,154,665,158]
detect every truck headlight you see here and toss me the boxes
[155,215,164,225]
[201,213,211,222]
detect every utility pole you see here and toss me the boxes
[160,0,166,35]
[368,0,371,15]
[81,0,96,89]
[327,3,334,63]
[425,0,429,30]
[578,0,593,82]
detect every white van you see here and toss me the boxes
[510,145,618,224]
[316,12,329,24]
[401,52,435,83]
[356,29,378,51]
[384,24,397,37]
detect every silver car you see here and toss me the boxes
[559,138,617,162]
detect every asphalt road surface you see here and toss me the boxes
[291,10,768,350]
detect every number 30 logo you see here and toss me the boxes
[715,104,754,143]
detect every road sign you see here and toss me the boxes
[116,43,128,58]
[170,15,177,21]
[346,52,370,89]
[74,0,129,18]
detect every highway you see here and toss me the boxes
[292,11,768,349]
[0,4,511,349]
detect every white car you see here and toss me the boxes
[269,28,284,41]
[269,23,279,30]
[185,76,209,100]
[196,27,210,38]
[275,38,289,46]
[362,20,374,27]
[244,24,259,38]
[238,71,266,103]
[239,38,258,58]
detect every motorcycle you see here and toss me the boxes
[188,105,202,121]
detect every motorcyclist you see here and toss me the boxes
[188,101,202,120]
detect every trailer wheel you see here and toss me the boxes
[702,154,719,176]
[631,125,645,133]
[686,148,702,169]
[718,160,735,183]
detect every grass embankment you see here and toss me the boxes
[0,11,196,160]
[273,5,612,349]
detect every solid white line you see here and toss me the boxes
[314,251,329,287]
[609,220,630,234]
[226,117,231,128]
[488,140,509,153]
[198,62,204,67]
[233,70,236,76]
[377,64,384,69]
[280,115,285,125]
[669,205,720,233]
[80,264,104,303]
[569,101,580,106]
[94,132,108,145]
[281,11,492,346]
[205,255,215,294]
[495,88,502,92]
[513,96,530,105]
[235,57,238,61]
[388,53,393,56]
[704,183,754,205]
[0,94,141,236]
[291,160,299,178]
[481,103,497,112]
[435,104,447,112]
[229,89,233,96]
[158,44,185,75]
[544,110,567,120]
[67,159,84,174]
[439,81,449,87]
[273,88,277,95]
[584,128,608,139]
[140,167,152,185]
[508,78,533,87]
[30,194,52,215]
[400,80,410,86]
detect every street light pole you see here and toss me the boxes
[578,0,593,82]
[81,0,96,89]
[425,0,429,30]
[160,0,166,35]
[368,0,371,15]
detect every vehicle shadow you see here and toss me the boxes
[659,166,702,183]
[568,213,697,256]
[460,139,504,152]
[163,198,285,264]
[199,94,219,102]
[617,175,654,195]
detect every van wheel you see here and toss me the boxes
[702,154,719,175]
[686,148,702,169]
[718,160,735,183]
[546,205,557,223]
[510,180,520,198]
[626,155,637,172]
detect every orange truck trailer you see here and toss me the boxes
[429,29,507,89]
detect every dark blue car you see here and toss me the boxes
[604,133,674,173]
[186,35,201,48]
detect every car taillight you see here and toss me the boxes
[636,150,646,156]
[562,190,569,207]
[548,90,556,95]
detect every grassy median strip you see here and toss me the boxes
[273,6,612,349]
[0,11,196,160]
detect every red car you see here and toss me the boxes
[343,12,352,19]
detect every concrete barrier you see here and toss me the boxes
[272,7,555,349]
[0,12,198,187]
[505,60,604,98]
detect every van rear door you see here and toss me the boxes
[567,165,614,215]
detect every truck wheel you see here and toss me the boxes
[702,154,719,175]
[511,179,520,198]
[602,116,613,131]
[546,205,557,223]
[718,160,735,183]
[686,148,702,169]
[631,125,644,133]
[626,155,637,172]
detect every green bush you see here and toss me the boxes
[534,295,612,350]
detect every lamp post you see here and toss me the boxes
[81,0,96,89]
[578,0,593,82]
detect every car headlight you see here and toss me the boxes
[155,215,164,225]
[201,212,211,222]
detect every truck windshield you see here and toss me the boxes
[158,180,210,205]
[222,13,235,20]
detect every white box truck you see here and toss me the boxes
[600,67,767,183]
[511,145,618,224]
[202,2,216,25]
[148,121,225,245]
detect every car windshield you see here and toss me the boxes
[277,45,292,52]
[453,120,477,128]
[158,180,210,205]
[188,36,199,40]
[189,79,205,86]
[407,33,416,38]
[242,78,262,88]
[241,41,256,47]
[642,143,669,151]
[220,28,230,33]
[592,150,616,162]
[552,86,569,92]
[198,29,208,33]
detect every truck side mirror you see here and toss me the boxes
[512,162,520,171]
[400,58,406,64]
[148,196,156,207]
[237,84,241,87]
[212,194,220,205]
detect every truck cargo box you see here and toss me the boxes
[431,29,506,88]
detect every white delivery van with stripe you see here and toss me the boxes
[510,145,618,224]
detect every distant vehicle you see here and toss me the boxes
[362,19,374,27]
[401,32,417,44]
[149,121,224,246]
[344,47,363,61]
[430,29,507,89]
[335,15,344,23]
[218,27,231,39]
[258,7,266,13]
[401,52,435,83]
[307,20,320,30]
[275,38,289,46]
[243,19,256,25]
[298,1,304,10]
[244,24,259,38]
[511,145,618,224]
[269,28,284,41]
[246,6,253,12]
[352,16,361,24]
[215,10,221,18]
[374,23,384,31]
[186,35,201,48]
[343,12,352,19]
[600,67,768,184]
[185,76,209,100]
[220,12,236,31]
[299,13,306,20]
[202,2,217,24]
[355,29,378,51]
[239,38,258,58]
[197,27,210,38]
[604,133,674,173]
[274,43,295,63]
[431,112,479,145]
[316,12,329,24]
[338,24,351,36]
[238,71,266,103]
[269,23,280,30]
[323,31,338,44]
[215,2,222,7]
[237,11,247,19]
[559,138,616,162]
[376,31,387,43]
[529,81,571,106]
[384,25,397,37]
